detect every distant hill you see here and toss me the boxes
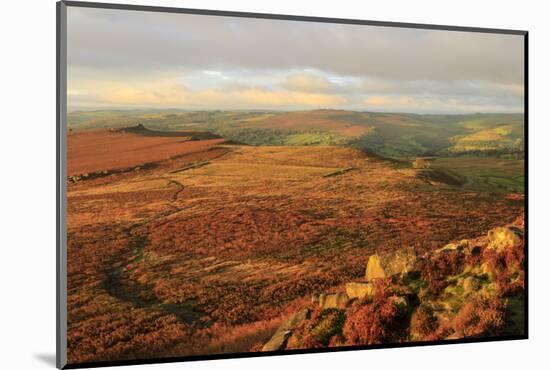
[67,127,225,176]
[118,124,221,140]
[68,109,524,158]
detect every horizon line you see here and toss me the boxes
[67,107,525,116]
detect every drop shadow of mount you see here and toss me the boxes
[33,353,56,367]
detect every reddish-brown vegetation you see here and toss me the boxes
[410,305,439,341]
[420,249,466,294]
[450,295,507,337]
[274,215,524,349]
[66,135,523,365]
[67,129,225,175]
[342,296,408,345]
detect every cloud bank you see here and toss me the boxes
[67,7,524,113]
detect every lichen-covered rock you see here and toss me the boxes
[487,227,522,251]
[437,239,469,253]
[319,292,349,309]
[365,255,386,281]
[365,249,417,281]
[345,282,375,300]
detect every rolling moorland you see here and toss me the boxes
[66,109,525,364]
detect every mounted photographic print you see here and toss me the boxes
[56,1,528,368]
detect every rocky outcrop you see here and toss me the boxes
[436,239,469,253]
[318,292,349,309]
[311,292,350,309]
[67,163,158,183]
[365,255,386,281]
[365,248,417,281]
[345,282,375,300]
[263,217,525,350]
[487,227,523,251]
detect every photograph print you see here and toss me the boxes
[61,3,526,367]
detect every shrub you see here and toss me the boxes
[300,308,346,347]
[343,296,408,345]
[410,305,439,341]
[481,241,524,297]
[503,241,524,271]
[451,295,506,337]
[496,269,524,297]
[420,250,465,295]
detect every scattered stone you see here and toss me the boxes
[345,282,375,300]
[488,227,522,251]
[365,255,386,281]
[437,239,468,253]
[284,308,310,329]
[262,308,310,352]
[319,292,349,309]
[261,329,292,351]
[365,249,417,281]
[437,243,458,253]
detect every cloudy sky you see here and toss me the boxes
[67,7,524,113]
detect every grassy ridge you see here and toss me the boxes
[68,109,524,193]
[68,109,524,157]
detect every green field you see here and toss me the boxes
[430,156,524,193]
[68,109,524,194]
[68,109,524,156]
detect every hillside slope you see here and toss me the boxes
[66,142,523,363]
[67,109,524,157]
[67,126,225,176]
